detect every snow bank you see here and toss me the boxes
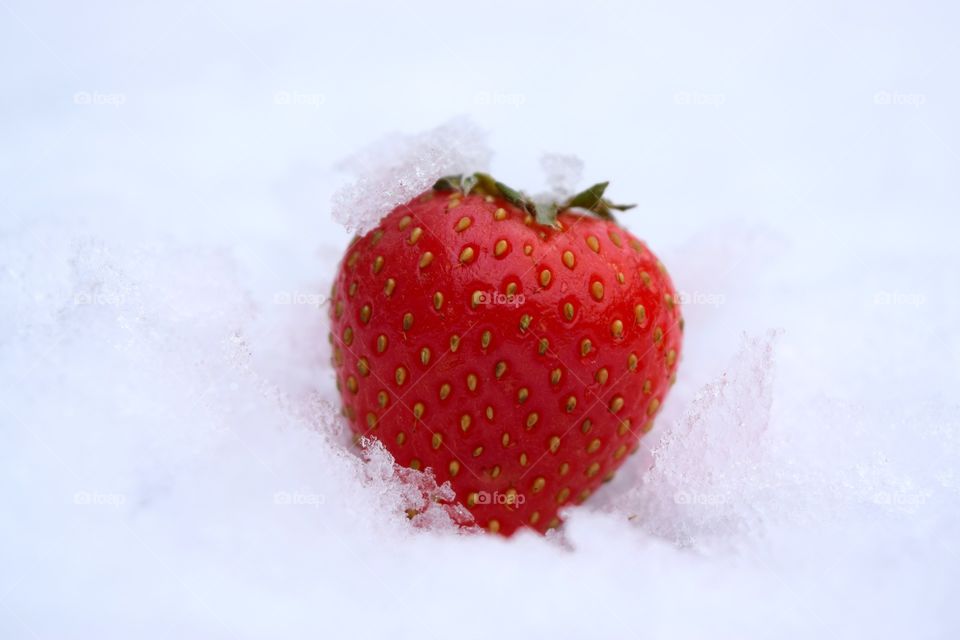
[2,129,957,639]
[2,0,959,634]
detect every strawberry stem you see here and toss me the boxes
[433,172,635,228]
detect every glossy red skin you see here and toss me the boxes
[329,190,682,535]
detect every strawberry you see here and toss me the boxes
[329,173,682,536]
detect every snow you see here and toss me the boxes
[540,153,584,199]
[333,119,492,235]
[2,1,959,639]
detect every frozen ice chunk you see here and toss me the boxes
[540,152,584,198]
[615,331,780,547]
[611,326,960,559]
[356,437,474,533]
[332,118,492,235]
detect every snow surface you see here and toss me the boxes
[2,1,959,639]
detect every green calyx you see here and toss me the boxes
[433,172,636,228]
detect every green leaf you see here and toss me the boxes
[460,173,478,195]
[566,182,609,211]
[561,181,637,221]
[433,175,462,191]
[471,172,497,195]
[533,201,561,228]
[433,171,636,226]
[493,180,525,207]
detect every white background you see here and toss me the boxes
[2,1,958,638]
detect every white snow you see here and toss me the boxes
[333,119,492,235]
[540,153,584,199]
[2,1,959,639]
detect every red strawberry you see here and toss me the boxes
[329,173,682,536]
